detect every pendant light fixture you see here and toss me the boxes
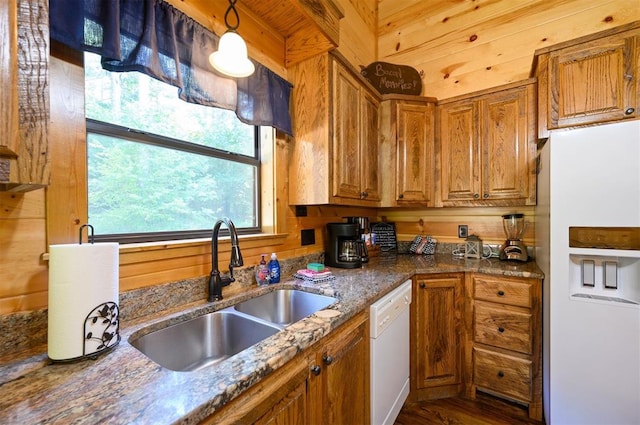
[209,0,255,78]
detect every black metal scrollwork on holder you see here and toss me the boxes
[83,302,120,357]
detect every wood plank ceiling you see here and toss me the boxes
[377,0,640,99]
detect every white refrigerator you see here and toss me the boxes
[535,120,640,425]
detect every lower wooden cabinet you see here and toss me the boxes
[410,273,464,401]
[311,311,369,424]
[203,312,369,425]
[203,356,311,425]
[465,273,542,421]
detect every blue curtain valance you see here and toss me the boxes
[49,0,293,135]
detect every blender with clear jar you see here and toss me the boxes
[499,213,529,261]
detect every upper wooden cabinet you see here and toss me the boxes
[437,79,537,207]
[379,97,437,207]
[0,0,50,192]
[533,22,640,137]
[289,52,380,206]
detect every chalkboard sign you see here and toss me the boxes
[360,62,422,96]
[371,222,397,252]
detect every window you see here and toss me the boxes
[84,52,260,243]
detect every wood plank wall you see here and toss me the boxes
[0,0,378,316]
[2,1,635,315]
[380,206,536,248]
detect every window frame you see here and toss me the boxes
[85,115,263,244]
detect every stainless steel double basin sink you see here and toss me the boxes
[130,289,337,371]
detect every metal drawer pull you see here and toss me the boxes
[498,327,505,333]
[497,371,505,378]
[497,290,505,296]
[625,107,635,115]
[311,365,321,376]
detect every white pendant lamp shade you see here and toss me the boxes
[209,31,255,78]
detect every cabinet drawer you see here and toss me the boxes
[473,347,532,402]
[474,304,532,354]
[474,276,532,307]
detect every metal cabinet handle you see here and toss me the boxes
[322,355,334,365]
[360,191,368,198]
[419,282,426,289]
[483,193,489,198]
[398,194,404,199]
[497,290,505,296]
[311,365,321,376]
[497,371,505,378]
[473,193,479,199]
[625,107,635,115]
[498,327,505,333]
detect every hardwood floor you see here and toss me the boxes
[395,393,545,425]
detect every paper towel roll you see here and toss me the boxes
[48,242,119,361]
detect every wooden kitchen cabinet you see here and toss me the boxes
[437,79,537,207]
[379,96,437,207]
[533,21,640,138]
[309,311,369,424]
[0,0,50,192]
[332,63,380,203]
[203,312,369,425]
[464,273,542,421]
[203,358,310,425]
[410,273,464,401]
[289,52,380,206]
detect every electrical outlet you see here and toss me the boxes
[301,229,315,246]
[458,225,468,238]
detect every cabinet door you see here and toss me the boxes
[548,32,638,128]
[203,359,310,425]
[412,274,463,390]
[332,62,362,200]
[360,90,380,202]
[0,0,19,158]
[397,102,435,204]
[0,0,49,191]
[318,314,368,425]
[480,86,532,201]
[254,375,308,425]
[439,102,480,203]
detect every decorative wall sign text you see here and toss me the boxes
[360,62,422,96]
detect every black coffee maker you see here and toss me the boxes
[344,216,369,263]
[326,223,362,269]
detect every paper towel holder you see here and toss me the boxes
[79,223,94,244]
[49,223,121,364]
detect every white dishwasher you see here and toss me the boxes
[370,279,412,425]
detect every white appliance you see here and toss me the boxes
[535,120,640,425]
[370,279,412,425]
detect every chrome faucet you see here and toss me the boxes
[209,218,243,302]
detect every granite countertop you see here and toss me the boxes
[0,254,543,425]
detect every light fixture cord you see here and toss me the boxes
[224,0,240,31]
